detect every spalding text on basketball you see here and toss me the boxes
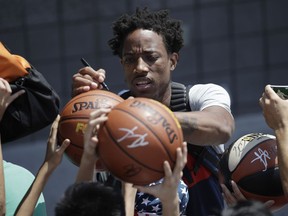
[130,100,178,144]
[72,99,113,113]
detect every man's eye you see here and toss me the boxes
[146,55,158,62]
[123,57,135,64]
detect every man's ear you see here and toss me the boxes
[170,52,179,71]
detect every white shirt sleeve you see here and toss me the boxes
[188,83,232,114]
[188,83,232,153]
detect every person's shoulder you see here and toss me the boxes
[3,161,35,178]
[189,83,228,93]
[190,83,225,89]
[188,83,231,109]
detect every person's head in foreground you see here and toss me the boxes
[55,182,125,216]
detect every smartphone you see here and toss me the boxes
[270,85,288,100]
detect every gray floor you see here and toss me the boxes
[2,112,288,215]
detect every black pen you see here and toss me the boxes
[80,58,109,90]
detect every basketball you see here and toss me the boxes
[58,90,124,169]
[219,133,288,210]
[97,97,183,185]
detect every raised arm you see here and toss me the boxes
[259,85,288,196]
[174,84,235,146]
[134,142,188,216]
[0,78,25,215]
[175,106,234,145]
[75,108,110,182]
[14,116,70,216]
[0,78,25,120]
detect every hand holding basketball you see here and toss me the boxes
[134,142,187,200]
[76,108,110,182]
[98,97,184,185]
[45,115,70,171]
[58,90,123,168]
[82,108,110,160]
[221,180,276,209]
[219,133,288,210]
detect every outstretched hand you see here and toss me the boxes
[12,115,70,216]
[259,85,288,131]
[221,181,246,206]
[134,142,188,204]
[43,115,70,173]
[0,78,25,121]
[76,108,110,183]
[82,108,111,160]
[221,180,275,208]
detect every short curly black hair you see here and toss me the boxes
[108,7,184,57]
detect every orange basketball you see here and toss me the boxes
[219,133,288,210]
[97,97,183,185]
[58,90,124,169]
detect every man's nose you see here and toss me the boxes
[135,57,149,73]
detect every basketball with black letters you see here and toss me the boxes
[219,133,288,210]
[58,90,124,169]
[97,97,184,185]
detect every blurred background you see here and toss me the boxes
[1,0,288,215]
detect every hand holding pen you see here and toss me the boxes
[80,58,109,91]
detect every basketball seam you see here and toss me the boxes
[61,92,123,112]
[58,133,82,149]
[60,116,89,121]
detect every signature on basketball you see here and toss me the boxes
[251,148,271,171]
[117,126,149,148]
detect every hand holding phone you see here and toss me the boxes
[270,85,288,100]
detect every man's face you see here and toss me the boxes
[121,29,178,103]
